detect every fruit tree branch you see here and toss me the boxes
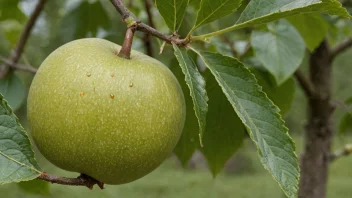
[38,172,104,189]
[109,0,188,46]
[143,0,155,57]
[329,39,352,61]
[222,36,238,58]
[11,0,46,64]
[294,69,316,98]
[330,99,351,112]
[329,144,352,162]
[109,0,136,19]
[144,0,156,32]
[0,55,37,73]
[0,0,46,78]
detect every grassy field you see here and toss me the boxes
[2,135,352,198]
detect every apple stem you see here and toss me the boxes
[118,26,137,59]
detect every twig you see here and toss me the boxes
[240,42,251,58]
[110,0,136,19]
[329,39,352,61]
[294,69,316,98]
[144,0,156,29]
[109,0,188,46]
[0,55,37,73]
[329,144,352,162]
[143,0,155,57]
[222,36,238,58]
[0,0,46,77]
[330,99,351,113]
[38,172,104,189]
[11,0,46,63]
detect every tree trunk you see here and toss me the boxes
[298,41,335,198]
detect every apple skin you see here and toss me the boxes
[27,38,186,185]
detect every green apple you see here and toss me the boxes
[27,38,186,185]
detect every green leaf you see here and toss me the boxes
[251,20,305,85]
[193,0,242,30]
[0,20,22,48]
[201,73,246,175]
[155,0,189,32]
[60,0,110,42]
[197,51,299,198]
[0,93,41,184]
[17,179,50,195]
[192,0,351,40]
[173,44,208,145]
[287,14,328,51]
[236,0,350,29]
[0,0,26,23]
[0,72,26,111]
[251,68,295,116]
[172,61,246,171]
[339,113,352,136]
[171,59,200,166]
[338,98,352,136]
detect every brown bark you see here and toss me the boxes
[143,0,155,57]
[109,0,189,46]
[298,41,335,198]
[0,0,46,78]
[38,172,104,189]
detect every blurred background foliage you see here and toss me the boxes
[1,0,352,197]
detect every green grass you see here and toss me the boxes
[2,135,352,198]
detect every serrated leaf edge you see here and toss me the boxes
[191,48,299,198]
[236,0,351,27]
[0,94,41,185]
[173,44,208,146]
[155,0,189,32]
[192,0,351,41]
